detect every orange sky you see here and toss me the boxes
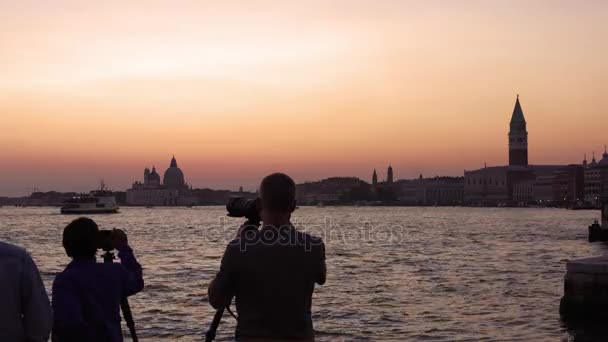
[1,0,607,196]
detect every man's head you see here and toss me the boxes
[63,217,99,259]
[258,173,296,222]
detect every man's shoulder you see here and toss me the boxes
[295,230,324,247]
[0,241,28,259]
[224,228,324,252]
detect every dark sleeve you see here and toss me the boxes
[21,252,52,342]
[117,246,144,297]
[52,275,90,341]
[208,242,239,309]
[316,241,327,286]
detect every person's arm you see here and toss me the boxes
[208,243,238,309]
[113,229,144,297]
[317,241,327,286]
[20,252,52,342]
[117,246,144,297]
[52,275,90,342]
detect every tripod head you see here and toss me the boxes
[101,250,116,264]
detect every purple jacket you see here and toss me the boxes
[52,247,143,342]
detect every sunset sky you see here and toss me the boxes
[1,0,607,196]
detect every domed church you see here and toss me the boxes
[163,156,186,190]
[126,156,196,206]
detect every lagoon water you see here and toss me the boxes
[0,206,605,341]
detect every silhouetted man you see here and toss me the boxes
[0,241,52,341]
[52,218,144,342]
[209,173,326,341]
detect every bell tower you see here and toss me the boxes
[509,95,528,167]
[372,169,378,186]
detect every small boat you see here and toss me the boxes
[61,182,119,214]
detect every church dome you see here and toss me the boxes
[163,156,186,189]
[148,167,161,184]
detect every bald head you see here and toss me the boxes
[259,173,296,214]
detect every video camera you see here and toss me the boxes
[226,197,261,224]
[97,230,115,252]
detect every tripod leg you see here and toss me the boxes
[205,307,225,342]
[121,298,138,342]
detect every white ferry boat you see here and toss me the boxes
[61,183,119,214]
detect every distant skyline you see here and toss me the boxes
[1,1,607,196]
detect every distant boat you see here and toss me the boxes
[60,181,119,214]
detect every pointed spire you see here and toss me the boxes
[603,145,608,158]
[372,168,378,185]
[592,151,597,163]
[387,164,394,183]
[510,95,526,124]
[170,155,177,168]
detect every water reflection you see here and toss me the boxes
[0,206,602,341]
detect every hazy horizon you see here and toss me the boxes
[2,0,607,196]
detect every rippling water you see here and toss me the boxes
[1,206,605,341]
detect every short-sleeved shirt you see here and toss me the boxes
[211,225,326,341]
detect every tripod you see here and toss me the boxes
[102,251,139,342]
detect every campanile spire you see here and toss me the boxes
[508,95,528,167]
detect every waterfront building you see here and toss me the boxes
[599,148,608,228]
[296,177,370,205]
[464,166,511,205]
[414,177,464,205]
[552,165,585,205]
[464,96,584,206]
[533,174,556,204]
[513,180,535,206]
[584,152,602,207]
[126,156,197,206]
